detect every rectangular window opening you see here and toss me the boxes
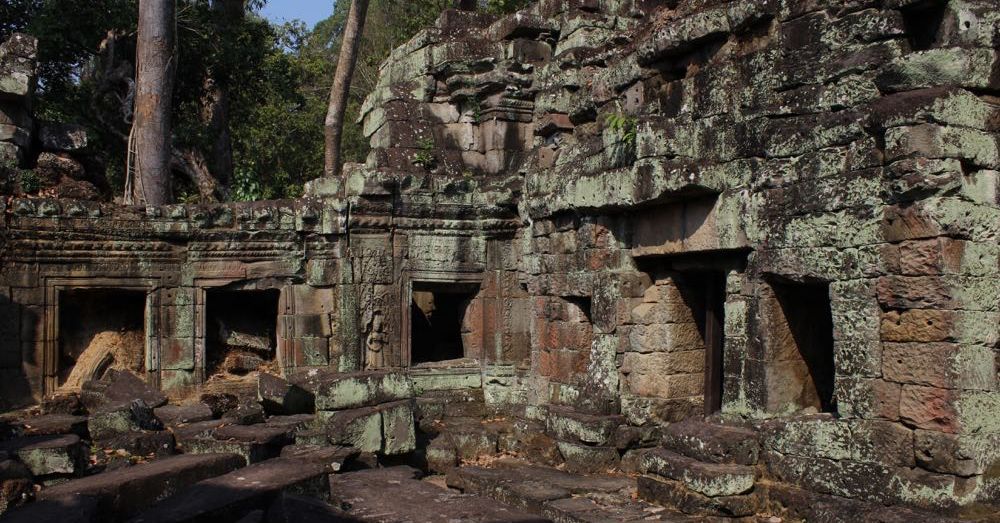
[58,288,147,389]
[766,279,837,414]
[410,282,479,366]
[205,288,279,378]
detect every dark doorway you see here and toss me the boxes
[205,289,279,377]
[675,272,727,414]
[767,279,837,414]
[410,282,478,365]
[58,288,146,388]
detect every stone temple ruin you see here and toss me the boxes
[1,0,999,521]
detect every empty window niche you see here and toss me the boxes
[410,282,479,365]
[205,289,279,378]
[58,288,147,389]
[763,279,837,414]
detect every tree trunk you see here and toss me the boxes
[133,0,176,206]
[201,0,243,192]
[324,0,370,178]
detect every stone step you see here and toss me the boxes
[329,466,548,522]
[7,453,245,523]
[660,419,759,465]
[637,475,760,518]
[545,406,625,447]
[129,457,330,522]
[638,448,755,498]
[0,433,87,477]
[17,414,89,438]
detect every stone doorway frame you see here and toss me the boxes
[400,270,483,368]
[41,276,161,395]
[191,278,290,384]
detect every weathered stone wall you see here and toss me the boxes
[357,0,1000,513]
[1,0,998,516]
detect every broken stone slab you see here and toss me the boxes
[40,393,83,415]
[638,448,755,498]
[289,369,413,411]
[98,430,175,458]
[199,393,239,418]
[318,406,382,453]
[81,370,167,412]
[257,373,314,415]
[0,434,86,477]
[263,414,315,439]
[329,466,547,523]
[129,457,331,523]
[182,435,283,466]
[169,419,230,443]
[222,402,265,425]
[19,414,89,438]
[214,424,293,447]
[278,444,359,473]
[637,474,759,518]
[32,453,244,522]
[661,419,759,465]
[38,122,88,152]
[545,406,624,446]
[154,404,214,426]
[88,400,162,441]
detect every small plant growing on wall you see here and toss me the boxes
[605,112,638,167]
[412,137,438,170]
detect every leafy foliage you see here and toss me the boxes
[605,112,638,166]
[10,0,534,202]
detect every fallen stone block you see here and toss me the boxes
[278,444,359,473]
[379,400,416,455]
[154,404,214,426]
[98,430,175,458]
[199,393,238,418]
[263,414,315,435]
[81,370,167,412]
[222,402,265,425]
[181,436,280,465]
[0,434,86,477]
[129,457,331,523]
[319,407,382,453]
[89,400,161,441]
[40,393,83,415]
[32,453,244,522]
[291,369,412,411]
[257,373,314,415]
[19,414,88,438]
